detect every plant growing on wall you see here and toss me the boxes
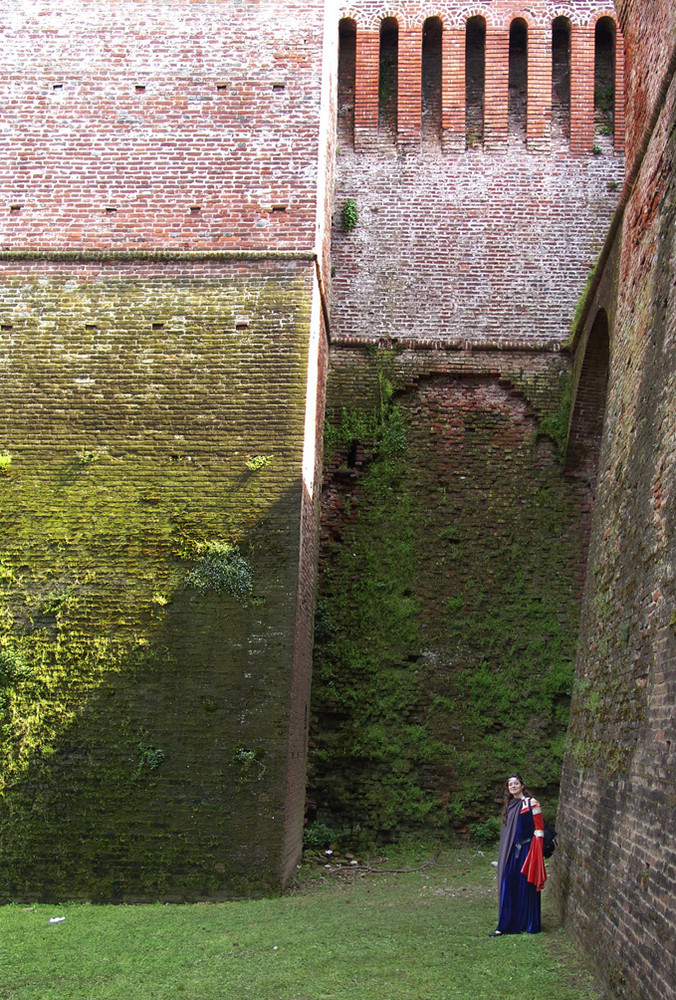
[342,198,358,232]
[186,541,253,599]
[245,455,271,472]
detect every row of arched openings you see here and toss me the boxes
[338,15,618,147]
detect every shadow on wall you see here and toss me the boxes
[0,472,306,903]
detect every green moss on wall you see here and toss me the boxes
[310,348,582,845]
[0,267,313,900]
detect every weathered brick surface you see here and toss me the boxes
[554,4,676,995]
[0,256,328,900]
[333,1,625,348]
[0,0,328,251]
[312,344,585,830]
[0,0,333,900]
[617,0,676,171]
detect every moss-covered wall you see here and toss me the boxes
[0,257,319,901]
[309,345,584,844]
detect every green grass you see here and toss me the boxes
[0,846,601,1000]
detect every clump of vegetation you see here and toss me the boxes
[470,816,502,845]
[539,374,573,462]
[136,742,166,773]
[303,821,338,851]
[0,647,33,685]
[232,744,266,783]
[0,452,12,473]
[186,541,253,599]
[342,198,358,232]
[245,454,271,472]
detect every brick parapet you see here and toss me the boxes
[340,2,623,153]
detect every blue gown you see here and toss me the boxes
[497,802,542,934]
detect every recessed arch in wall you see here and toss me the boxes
[566,307,610,489]
[465,15,486,147]
[422,16,443,143]
[338,17,357,147]
[594,15,616,139]
[509,17,528,142]
[552,15,571,140]
[379,16,399,135]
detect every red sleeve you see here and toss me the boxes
[520,799,547,892]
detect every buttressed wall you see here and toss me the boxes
[554,1,676,997]
[0,0,334,900]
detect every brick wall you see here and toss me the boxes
[311,344,585,834]
[0,0,327,252]
[0,0,334,900]
[333,2,624,349]
[340,1,624,155]
[553,2,676,994]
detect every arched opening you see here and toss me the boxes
[566,309,610,487]
[594,17,616,138]
[422,16,443,143]
[465,16,486,148]
[337,18,356,147]
[509,18,528,141]
[552,17,571,140]
[379,17,398,136]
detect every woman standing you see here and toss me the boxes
[490,774,547,936]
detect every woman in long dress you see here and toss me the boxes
[490,774,547,936]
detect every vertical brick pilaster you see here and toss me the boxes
[398,26,422,145]
[354,27,379,150]
[527,25,551,151]
[443,25,465,153]
[484,26,509,151]
[614,30,626,154]
[570,25,594,155]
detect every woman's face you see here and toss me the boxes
[507,776,524,797]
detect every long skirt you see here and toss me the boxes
[497,842,541,934]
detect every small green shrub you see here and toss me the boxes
[0,452,12,471]
[0,648,33,685]
[303,821,338,851]
[232,744,266,782]
[186,542,253,599]
[342,198,358,232]
[136,743,165,772]
[470,816,502,845]
[245,455,271,472]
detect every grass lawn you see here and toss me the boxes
[0,844,602,1000]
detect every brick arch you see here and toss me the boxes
[340,8,368,29]
[413,8,449,29]
[366,7,408,29]
[547,5,584,27]
[452,6,498,29]
[506,9,537,30]
[587,8,619,29]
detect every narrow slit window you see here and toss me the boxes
[509,18,528,141]
[337,18,356,148]
[379,17,398,136]
[422,17,443,143]
[594,17,616,138]
[552,18,571,139]
[465,16,486,148]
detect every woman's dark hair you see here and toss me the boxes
[502,773,529,823]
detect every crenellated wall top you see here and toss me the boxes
[338,0,618,29]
